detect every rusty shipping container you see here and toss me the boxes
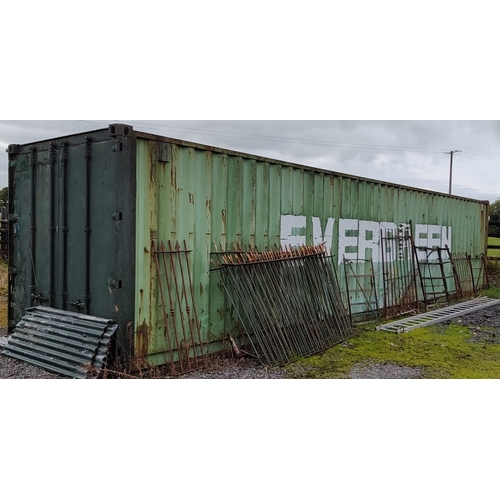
[7,124,489,367]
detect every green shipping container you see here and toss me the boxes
[7,124,489,366]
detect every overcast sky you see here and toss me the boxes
[1,120,499,203]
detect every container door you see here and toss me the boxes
[8,125,136,360]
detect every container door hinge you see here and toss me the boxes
[112,142,123,152]
[69,299,86,310]
[31,292,49,303]
[8,267,17,275]
[8,213,18,222]
[112,211,123,221]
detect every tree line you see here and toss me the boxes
[0,187,7,207]
[491,198,500,236]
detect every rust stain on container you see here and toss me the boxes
[221,209,227,233]
[138,290,143,316]
[149,145,157,185]
[171,166,177,188]
[135,319,150,358]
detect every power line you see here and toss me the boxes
[461,153,500,166]
[75,120,500,167]
[75,120,448,155]
[126,120,448,152]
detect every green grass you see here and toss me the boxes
[286,295,500,379]
[488,237,500,257]
[481,286,500,299]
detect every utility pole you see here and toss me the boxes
[444,150,461,195]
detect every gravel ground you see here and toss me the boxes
[176,356,287,379]
[1,303,499,380]
[443,303,500,344]
[0,353,63,379]
[348,361,423,379]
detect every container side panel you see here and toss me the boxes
[193,149,211,337]
[134,139,155,359]
[268,163,282,245]
[226,156,243,246]
[255,162,270,249]
[134,136,489,365]
[208,153,228,336]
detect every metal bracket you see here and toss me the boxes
[112,211,123,221]
[112,141,123,152]
[109,279,122,290]
[157,143,171,163]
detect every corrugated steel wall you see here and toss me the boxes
[134,136,488,364]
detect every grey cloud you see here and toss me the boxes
[0,120,499,202]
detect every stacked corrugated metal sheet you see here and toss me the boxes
[1,307,117,378]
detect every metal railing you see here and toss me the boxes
[212,244,353,366]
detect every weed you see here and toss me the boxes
[481,286,500,300]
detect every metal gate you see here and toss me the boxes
[152,240,207,374]
[343,258,379,321]
[380,223,420,318]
